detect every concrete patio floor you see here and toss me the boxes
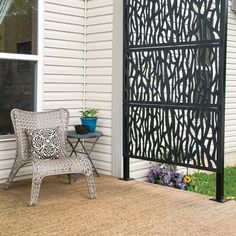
[1,174,236,236]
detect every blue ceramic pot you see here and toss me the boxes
[80,117,97,133]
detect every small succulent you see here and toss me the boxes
[80,108,99,118]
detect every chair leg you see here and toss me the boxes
[67,174,71,184]
[77,155,96,198]
[4,159,24,190]
[85,171,96,199]
[30,173,44,206]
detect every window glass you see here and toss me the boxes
[0,59,36,135]
[0,0,37,54]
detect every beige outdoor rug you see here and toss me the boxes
[1,174,236,236]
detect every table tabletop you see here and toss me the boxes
[67,130,103,139]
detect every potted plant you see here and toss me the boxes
[80,108,99,133]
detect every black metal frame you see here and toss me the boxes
[123,0,228,202]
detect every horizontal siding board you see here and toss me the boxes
[45,12,85,25]
[130,161,153,172]
[87,6,113,17]
[44,75,84,84]
[45,21,84,34]
[86,101,112,110]
[0,174,32,184]
[87,32,113,42]
[86,58,112,67]
[90,160,111,171]
[86,67,112,75]
[86,49,112,59]
[96,118,112,128]
[44,57,84,67]
[45,39,84,50]
[45,30,84,42]
[87,15,113,26]
[86,41,113,50]
[0,159,15,170]
[85,143,111,154]
[44,48,84,59]
[44,66,84,75]
[85,92,112,102]
[44,92,84,101]
[0,149,16,161]
[45,0,85,9]
[44,101,83,110]
[86,76,112,84]
[87,136,112,145]
[130,169,150,180]
[86,84,111,93]
[0,166,33,179]
[44,83,83,92]
[89,152,112,162]
[0,140,16,150]
[87,23,112,34]
[87,0,112,9]
[45,2,84,16]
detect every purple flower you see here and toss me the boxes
[149,164,186,190]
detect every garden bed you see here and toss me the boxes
[149,165,236,200]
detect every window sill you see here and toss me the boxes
[0,135,16,142]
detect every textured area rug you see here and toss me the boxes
[1,175,236,236]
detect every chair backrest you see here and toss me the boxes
[11,108,69,161]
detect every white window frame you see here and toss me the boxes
[0,1,44,139]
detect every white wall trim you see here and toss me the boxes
[83,0,87,111]
[0,53,38,61]
[232,0,236,11]
[112,0,123,177]
[36,0,44,112]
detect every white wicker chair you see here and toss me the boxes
[4,108,96,206]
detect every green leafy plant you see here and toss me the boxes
[80,108,99,118]
[186,167,236,200]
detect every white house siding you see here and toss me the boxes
[43,0,85,130]
[0,139,19,182]
[0,0,86,183]
[85,0,113,175]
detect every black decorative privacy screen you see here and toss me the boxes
[124,0,227,172]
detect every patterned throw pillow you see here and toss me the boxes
[27,127,62,159]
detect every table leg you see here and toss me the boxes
[67,138,80,182]
[67,138,80,156]
[80,138,100,177]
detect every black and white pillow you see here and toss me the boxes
[27,127,62,159]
